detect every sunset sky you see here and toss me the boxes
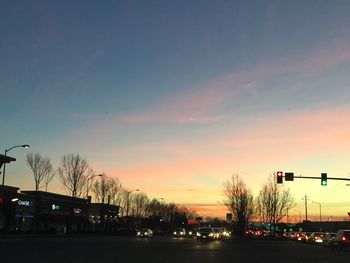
[1,1,350,220]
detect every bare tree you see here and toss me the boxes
[58,154,93,198]
[26,153,54,191]
[107,177,122,205]
[117,188,131,217]
[92,175,122,204]
[130,192,149,218]
[92,174,109,203]
[43,170,55,192]
[223,174,255,235]
[256,175,295,234]
[146,198,163,218]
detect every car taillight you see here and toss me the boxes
[341,236,348,242]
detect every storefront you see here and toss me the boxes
[14,195,36,232]
[88,203,120,232]
[0,185,20,233]
[22,191,89,234]
[1,186,120,234]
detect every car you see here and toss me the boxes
[173,228,186,237]
[308,232,325,244]
[187,228,198,238]
[322,232,336,247]
[218,228,231,239]
[302,232,313,242]
[136,228,153,238]
[196,227,217,241]
[330,230,350,250]
[212,228,222,239]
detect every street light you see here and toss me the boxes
[2,144,30,187]
[86,174,103,199]
[312,201,322,223]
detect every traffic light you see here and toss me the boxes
[321,173,327,186]
[277,171,283,184]
[285,172,294,181]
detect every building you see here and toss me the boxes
[0,185,120,234]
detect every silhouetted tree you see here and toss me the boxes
[130,192,149,218]
[26,153,54,191]
[58,154,93,198]
[223,174,254,235]
[92,175,122,204]
[256,175,295,235]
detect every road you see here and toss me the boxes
[1,235,349,263]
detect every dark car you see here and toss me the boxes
[196,227,216,241]
[136,228,153,238]
[308,232,325,244]
[330,230,350,250]
[173,228,186,237]
[323,232,336,247]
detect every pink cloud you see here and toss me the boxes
[117,44,350,125]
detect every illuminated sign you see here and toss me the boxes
[52,204,61,210]
[18,200,33,207]
[73,208,82,214]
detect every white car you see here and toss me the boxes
[137,228,153,238]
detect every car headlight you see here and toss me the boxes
[197,233,201,237]
[189,231,192,235]
[174,232,177,235]
[209,233,214,237]
[137,232,141,235]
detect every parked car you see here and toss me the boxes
[330,230,350,250]
[173,228,186,237]
[136,228,153,238]
[196,227,217,241]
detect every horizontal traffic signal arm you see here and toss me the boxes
[290,175,350,181]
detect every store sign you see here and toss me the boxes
[51,204,61,210]
[18,200,33,207]
[73,208,82,214]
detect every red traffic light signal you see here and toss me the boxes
[277,171,283,184]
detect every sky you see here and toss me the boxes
[1,0,350,220]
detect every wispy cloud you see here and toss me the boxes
[117,43,350,124]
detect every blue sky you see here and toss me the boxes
[1,0,350,218]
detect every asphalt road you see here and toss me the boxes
[0,235,349,263]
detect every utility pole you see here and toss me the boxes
[303,195,309,221]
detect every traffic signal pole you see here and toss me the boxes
[295,175,350,181]
[277,172,350,186]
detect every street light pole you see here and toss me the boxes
[86,174,103,200]
[312,201,322,223]
[2,144,30,187]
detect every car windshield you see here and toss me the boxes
[200,228,213,233]
[343,231,350,238]
[1,1,350,263]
